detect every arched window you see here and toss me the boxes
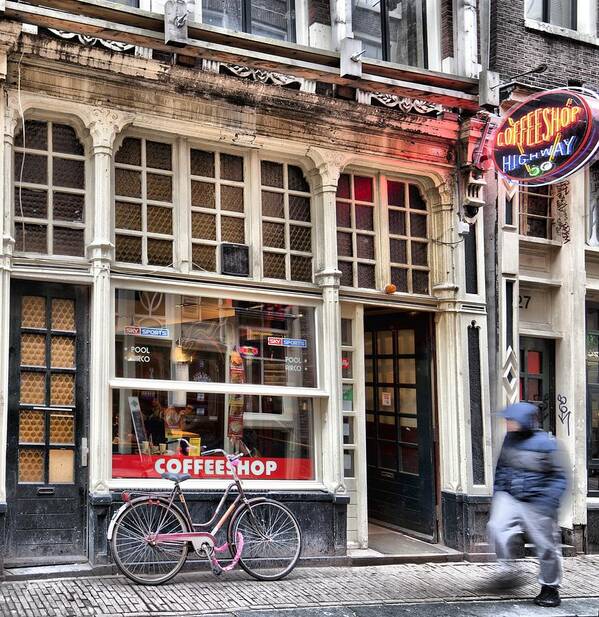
[14,120,86,257]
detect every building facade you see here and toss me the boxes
[0,0,514,573]
[485,0,599,553]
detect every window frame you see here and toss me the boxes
[108,277,327,488]
[586,304,599,496]
[13,118,89,261]
[525,0,599,39]
[519,185,554,240]
[199,0,298,43]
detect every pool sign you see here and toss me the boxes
[492,89,599,186]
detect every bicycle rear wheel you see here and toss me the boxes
[229,499,301,581]
[111,499,189,585]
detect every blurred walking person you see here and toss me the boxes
[487,402,569,607]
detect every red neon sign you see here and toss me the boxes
[492,89,599,186]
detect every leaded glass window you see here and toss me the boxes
[190,148,246,273]
[519,185,553,239]
[14,120,86,257]
[261,161,313,283]
[114,137,174,267]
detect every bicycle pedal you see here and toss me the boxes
[212,567,222,576]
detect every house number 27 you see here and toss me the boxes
[519,295,532,309]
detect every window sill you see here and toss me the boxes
[519,235,562,249]
[525,18,599,47]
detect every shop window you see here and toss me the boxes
[111,390,314,480]
[387,180,430,295]
[114,137,174,267]
[190,148,246,273]
[588,161,599,246]
[526,0,576,29]
[352,0,429,68]
[336,173,376,289]
[341,317,357,478]
[115,289,317,388]
[519,185,553,239]
[587,305,599,493]
[202,0,296,42]
[261,161,313,283]
[13,120,86,257]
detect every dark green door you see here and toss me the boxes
[6,281,88,565]
[364,313,435,537]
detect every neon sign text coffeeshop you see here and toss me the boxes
[492,89,599,186]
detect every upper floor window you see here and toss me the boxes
[588,161,599,246]
[114,137,175,267]
[203,0,296,42]
[336,173,430,294]
[352,0,429,68]
[14,120,86,257]
[526,0,577,30]
[519,185,553,239]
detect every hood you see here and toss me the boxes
[497,402,539,430]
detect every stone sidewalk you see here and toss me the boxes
[1,557,599,617]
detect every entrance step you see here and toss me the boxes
[3,563,113,582]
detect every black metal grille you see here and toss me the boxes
[468,323,485,485]
[464,223,478,294]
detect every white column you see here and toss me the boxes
[307,150,349,495]
[330,0,352,51]
[453,0,479,78]
[84,109,133,494]
[0,101,17,505]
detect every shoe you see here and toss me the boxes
[533,585,561,607]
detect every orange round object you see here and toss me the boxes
[384,283,397,294]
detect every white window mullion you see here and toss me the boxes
[175,138,190,273]
[248,150,263,280]
[377,174,390,291]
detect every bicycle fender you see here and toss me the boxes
[106,495,175,541]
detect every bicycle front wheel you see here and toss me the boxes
[111,499,189,585]
[229,499,301,581]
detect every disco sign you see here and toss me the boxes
[492,89,599,186]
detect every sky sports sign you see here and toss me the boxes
[492,89,599,186]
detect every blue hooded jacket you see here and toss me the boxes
[493,402,569,517]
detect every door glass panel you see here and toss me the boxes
[377,330,393,354]
[399,387,417,413]
[51,336,75,368]
[18,448,44,483]
[344,449,355,476]
[365,386,374,410]
[527,378,541,401]
[50,412,74,445]
[341,319,352,346]
[379,388,394,410]
[400,446,419,475]
[343,416,354,444]
[22,296,46,329]
[528,351,542,374]
[397,329,415,354]
[51,373,75,406]
[20,371,46,404]
[364,332,373,355]
[19,410,45,444]
[377,359,394,382]
[366,414,375,437]
[51,299,75,331]
[365,358,374,382]
[49,449,74,483]
[342,352,353,379]
[380,442,397,470]
[400,416,418,444]
[342,384,354,411]
[398,358,416,383]
[378,414,396,440]
[591,390,599,460]
[21,334,46,367]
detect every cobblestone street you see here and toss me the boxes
[1,557,599,617]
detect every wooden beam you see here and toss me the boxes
[4,0,479,109]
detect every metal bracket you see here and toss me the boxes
[164,0,188,47]
[340,37,363,79]
[81,437,89,467]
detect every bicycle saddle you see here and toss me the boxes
[161,472,191,483]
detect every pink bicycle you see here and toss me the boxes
[108,447,302,585]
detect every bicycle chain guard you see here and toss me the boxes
[209,532,244,575]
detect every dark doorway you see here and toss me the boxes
[364,311,435,538]
[519,336,556,434]
[5,281,88,566]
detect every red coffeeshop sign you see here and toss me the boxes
[112,455,313,480]
[492,89,599,186]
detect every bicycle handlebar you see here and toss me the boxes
[201,447,243,461]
